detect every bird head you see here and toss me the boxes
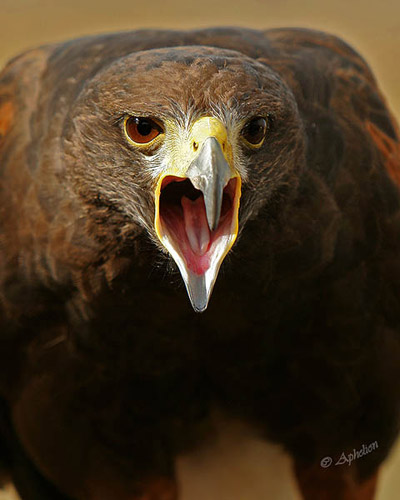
[63,46,304,311]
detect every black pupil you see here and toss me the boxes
[244,117,267,143]
[136,118,154,136]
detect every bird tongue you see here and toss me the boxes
[181,195,211,256]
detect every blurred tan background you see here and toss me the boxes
[1,0,399,120]
[0,0,399,499]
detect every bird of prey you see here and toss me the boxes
[0,26,399,500]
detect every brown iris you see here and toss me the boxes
[241,117,268,147]
[125,116,163,144]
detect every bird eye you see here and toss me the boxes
[125,116,163,144]
[241,117,268,147]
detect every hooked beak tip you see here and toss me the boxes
[186,137,232,233]
[207,205,221,232]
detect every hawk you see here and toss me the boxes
[0,27,399,500]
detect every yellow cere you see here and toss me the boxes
[162,116,233,177]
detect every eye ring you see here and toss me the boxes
[241,116,268,148]
[124,116,164,145]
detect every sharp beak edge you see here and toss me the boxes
[154,118,241,312]
[186,137,233,232]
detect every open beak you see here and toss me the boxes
[154,117,241,312]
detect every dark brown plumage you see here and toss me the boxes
[0,27,399,499]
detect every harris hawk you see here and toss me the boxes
[0,26,399,500]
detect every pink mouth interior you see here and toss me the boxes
[159,177,237,275]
